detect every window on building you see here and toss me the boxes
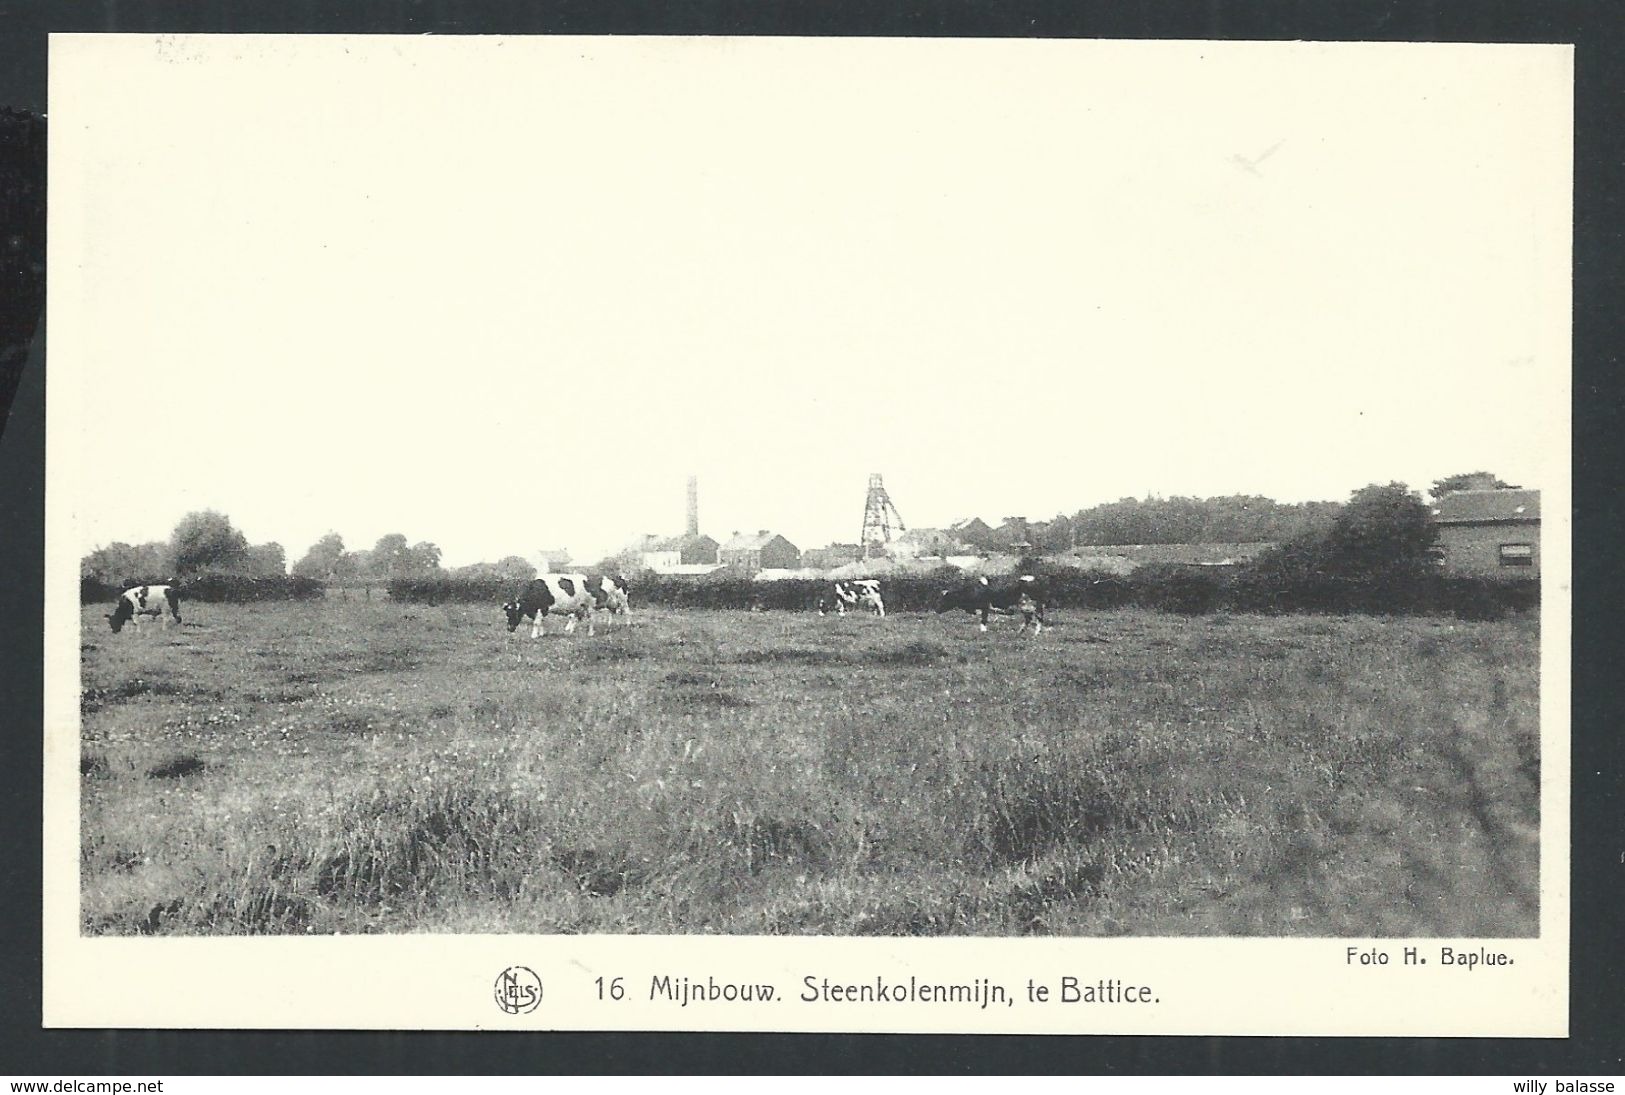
[1498,543,1534,567]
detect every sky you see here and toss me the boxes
[50,37,1571,567]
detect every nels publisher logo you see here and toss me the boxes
[494,966,543,1014]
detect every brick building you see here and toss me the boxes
[720,530,801,571]
[629,533,720,571]
[803,543,863,570]
[1431,489,1540,578]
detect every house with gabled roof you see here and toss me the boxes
[628,532,720,571]
[719,530,800,571]
[1431,488,1540,578]
[947,517,999,552]
[534,548,572,572]
[891,527,974,559]
[803,543,864,570]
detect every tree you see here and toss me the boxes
[1326,483,1438,580]
[291,533,347,580]
[1040,514,1077,553]
[1065,494,1342,547]
[404,541,443,575]
[241,542,287,578]
[168,511,249,576]
[366,534,410,579]
[344,549,373,581]
[595,548,645,575]
[1429,471,1517,501]
[454,556,535,581]
[82,541,170,584]
[133,542,169,578]
[1249,482,1437,598]
[334,552,363,581]
[348,534,441,579]
[494,555,536,581]
[81,542,130,581]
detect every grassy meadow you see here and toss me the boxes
[78,597,1540,936]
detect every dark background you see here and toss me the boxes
[2,0,1621,1076]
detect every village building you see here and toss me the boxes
[674,533,721,565]
[628,532,721,572]
[947,517,998,552]
[533,548,572,572]
[891,528,974,559]
[802,543,864,570]
[996,516,1037,553]
[720,530,801,571]
[1431,488,1541,578]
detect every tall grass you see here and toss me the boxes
[80,601,1538,935]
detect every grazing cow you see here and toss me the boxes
[502,574,599,639]
[820,579,886,617]
[586,574,631,623]
[107,584,182,634]
[935,575,1047,634]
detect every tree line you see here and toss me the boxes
[81,471,1521,591]
[952,471,1517,553]
[290,534,538,583]
[288,532,444,583]
[79,511,533,587]
[1030,495,1344,551]
[81,511,286,584]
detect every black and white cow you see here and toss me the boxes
[820,579,885,617]
[935,575,1047,634]
[107,584,182,634]
[586,574,631,623]
[502,574,600,639]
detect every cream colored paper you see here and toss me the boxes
[45,34,1571,1034]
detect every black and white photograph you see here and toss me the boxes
[43,34,1571,1035]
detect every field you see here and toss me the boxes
[79,598,1539,936]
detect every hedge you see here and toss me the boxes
[80,575,326,605]
[385,577,513,606]
[384,566,1537,620]
[1222,571,1540,619]
[80,565,1539,619]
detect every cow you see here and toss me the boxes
[585,574,631,624]
[107,584,182,634]
[819,579,886,617]
[935,574,1047,634]
[501,574,600,639]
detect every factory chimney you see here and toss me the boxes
[686,476,699,538]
